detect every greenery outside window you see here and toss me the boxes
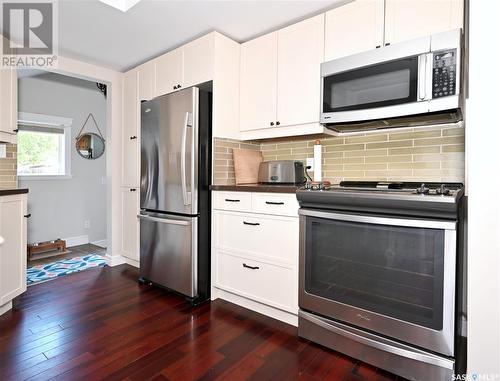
[17,124,72,179]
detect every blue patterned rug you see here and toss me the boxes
[27,254,108,285]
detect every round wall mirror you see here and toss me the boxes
[76,133,105,160]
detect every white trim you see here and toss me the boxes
[123,257,139,268]
[18,112,73,128]
[91,239,107,248]
[105,253,126,267]
[240,123,333,141]
[64,235,89,247]
[0,301,13,316]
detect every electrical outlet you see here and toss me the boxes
[306,158,314,168]
[84,220,90,229]
[0,144,6,159]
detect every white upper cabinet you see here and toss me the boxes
[277,14,324,127]
[122,69,140,188]
[137,61,155,101]
[325,0,385,61]
[239,32,278,132]
[0,35,18,143]
[384,0,464,45]
[155,47,183,96]
[183,34,214,89]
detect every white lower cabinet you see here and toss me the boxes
[121,188,139,263]
[0,193,27,315]
[212,191,299,324]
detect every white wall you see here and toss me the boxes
[466,0,500,376]
[18,73,107,245]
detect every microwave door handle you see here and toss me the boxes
[418,54,427,101]
[181,112,192,206]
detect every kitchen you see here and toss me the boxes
[0,0,498,380]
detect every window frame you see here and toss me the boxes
[17,112,73,181]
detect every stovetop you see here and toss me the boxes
[296,181,465,219]
[301,181,463,197]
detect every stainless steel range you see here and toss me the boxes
[296,181,465,381]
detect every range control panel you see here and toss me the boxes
[432,49,457,99]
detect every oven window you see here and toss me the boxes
[304,216,445,330]
[323,57,418,113]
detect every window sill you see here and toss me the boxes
[18,175,73,181]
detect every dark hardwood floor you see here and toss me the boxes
[0,264,404,381]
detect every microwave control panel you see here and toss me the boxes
[432,49,457,98]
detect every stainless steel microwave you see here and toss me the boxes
[320,29,463,133]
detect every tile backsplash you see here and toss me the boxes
[0,143,17,188]
[213,123,465,185]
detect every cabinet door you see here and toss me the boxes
[239,32,278,131]
[121,188,139,261]
[155,48,183,97]
[137,61,155,101]
[325,0,385,61]
[122,69,140,188]
[183,33,214,89]
[276,14,324,127]
[0,195,27,306]
[384,0,464,45]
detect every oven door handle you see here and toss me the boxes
[298,209,456,230]
[299,311,454,370]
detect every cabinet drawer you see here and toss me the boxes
[251,192,299,217]
[215,211,298,264]
[213,191,252,212]
[216,252,295,311]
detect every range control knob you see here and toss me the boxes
[436,184,451,196]
[417,183,430,195]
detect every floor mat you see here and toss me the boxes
[27,254,108,285]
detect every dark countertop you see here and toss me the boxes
[210,184,299,194]
[0,188,29,196]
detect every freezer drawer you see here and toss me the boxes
[139,213,197,297]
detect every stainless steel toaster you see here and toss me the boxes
[258,160,304,184]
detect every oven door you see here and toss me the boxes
[299,209,456,356]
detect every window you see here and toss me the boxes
[17,125,71,178]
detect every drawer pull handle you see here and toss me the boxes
[24,214,32,218]
[265,201,284,205]
[243,221,260,226]
[243,263,259,270]
[224,199,240,202]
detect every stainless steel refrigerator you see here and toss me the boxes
[139,86,211,304]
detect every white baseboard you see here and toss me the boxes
[105,253,126,267]
[211,287,298,327]
[124,257,139,268]
[91,239,107,248]
[64,235,89,247]
[0,301,13,316]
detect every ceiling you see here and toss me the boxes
[2,0,347,72]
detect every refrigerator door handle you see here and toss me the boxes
[181,112,192,206]
[138,214,190,226]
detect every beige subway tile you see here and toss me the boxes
[389,146,440,155]
[215,153,234,160]
[388,162,440,170]
[261,143,278,151]
[414,136,465,147]
[214,146,228,154]
[311,137,344,147]
[323,151,344,159]
[275,141,308,149]
[342,157,365,164]
[291,147,313,155]
[337,170,364,178]
[345,148,387,157]
[214,159,228,166]
[386,169,413,177]
[365,155,411,163]
[366,140,413,149]
[239,143,260,150]
[442,127,465,136]
[262,155,277,161]
[442,144,465,153]
[344,163,386,171]
[413,169,442,178]
[217,141,240,149]
[326,143,365,152]
[322,164,343,171]
[389,129,441,141]
[344,134,387,144]
[441,161,465,169]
